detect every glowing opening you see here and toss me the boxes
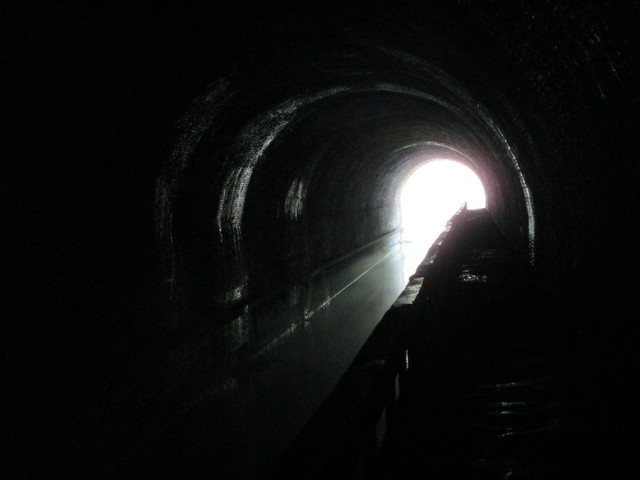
[400,159,486,280]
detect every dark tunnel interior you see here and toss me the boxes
[4,2,640,479]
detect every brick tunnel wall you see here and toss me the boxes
[4,2,640,479]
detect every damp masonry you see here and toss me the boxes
[4,3,640,479]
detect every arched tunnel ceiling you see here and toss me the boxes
[158,29,538,315]
[151,2,640,323]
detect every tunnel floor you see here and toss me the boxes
[270,209,620,479]
[374,209,588,479]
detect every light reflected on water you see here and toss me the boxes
[400,160,486,281]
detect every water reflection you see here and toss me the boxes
[240,243,407,478]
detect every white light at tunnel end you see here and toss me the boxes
[400,159,486,281]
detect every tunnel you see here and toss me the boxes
[4,2,640,479]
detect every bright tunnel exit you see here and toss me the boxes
[400,159,486,281]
